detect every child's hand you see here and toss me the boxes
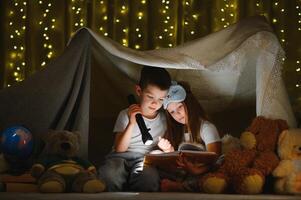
[128,104,142,125]
[176,154,208,175]
[158,137,174,152]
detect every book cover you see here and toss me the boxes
[144,143,218,171]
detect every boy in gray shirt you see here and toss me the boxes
[98,66,171,191]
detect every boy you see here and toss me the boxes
[98,66,171,192]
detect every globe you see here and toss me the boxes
[1,125,33,161]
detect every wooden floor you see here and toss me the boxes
[0,192,300,200]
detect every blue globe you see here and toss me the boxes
[1,125,33,161]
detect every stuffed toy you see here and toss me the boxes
[199,116,288,194]
[30,130,105,193]
[273,128,301,194]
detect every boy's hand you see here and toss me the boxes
[128,104,142,125]
[158,137,174,152]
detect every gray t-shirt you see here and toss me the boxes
[113,108,167,154]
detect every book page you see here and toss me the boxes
[178,142,205,151]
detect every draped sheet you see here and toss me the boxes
[0,16,296,162]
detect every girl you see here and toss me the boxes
[157,82,221,192]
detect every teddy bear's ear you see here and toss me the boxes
[39,129,55,142]
[278,130,288,147]
[73,131,81,142]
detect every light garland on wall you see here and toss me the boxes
[130,0,148,50]
[38,0,55,68]
[69,0,87,37]
[296,2,301,89]
[154,0,177,49]
[218,0,238,29]
[183,0,198,41]
[116,1,129,47]
[97,0,109,37]
[5,0,27,87]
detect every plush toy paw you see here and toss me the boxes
[240,131,256,149]
[38,171,66,193]
[287,173,301,194]
[234,169,265,194]
[240,174,264,194]
[200,173,227,194]
[39,180,65,193]
[82,179,106,193]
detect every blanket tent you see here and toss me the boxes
[0,16,297,166]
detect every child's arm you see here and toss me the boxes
[114,104,141,152]
[206,141,222,155]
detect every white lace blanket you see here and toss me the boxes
[81,16,296,128]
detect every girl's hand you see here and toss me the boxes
[158,137,174,152]
[176,154,208,175]
[128,104,141,125]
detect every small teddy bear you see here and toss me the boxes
[273,129,301,194]
[30,130,105,193]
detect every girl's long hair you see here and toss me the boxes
[164,81,209,149]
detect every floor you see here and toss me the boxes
[0,192,300,200]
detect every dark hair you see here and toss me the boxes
[164,81,209,149]
[139,66,171,90]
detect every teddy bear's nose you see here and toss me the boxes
[61,142,71,150]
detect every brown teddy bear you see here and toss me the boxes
[273,128,301,194]
[30,130,105,193]
[199,116,288,194]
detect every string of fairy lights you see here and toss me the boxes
[3,0,301,112]
[96,0,109,37]
[38,0,55,68]
[296,2,301,89]
[69,0,87,36]
[5,1,27,87]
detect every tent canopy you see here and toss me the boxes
[0,16,296,165]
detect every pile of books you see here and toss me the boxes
[0,172,38,192]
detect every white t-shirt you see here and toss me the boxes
[183,121,220,150]
[199,121,221,145]
[113,108,166,154]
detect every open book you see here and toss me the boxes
[143,142,218,171]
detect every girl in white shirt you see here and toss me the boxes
[158,81,221,192]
